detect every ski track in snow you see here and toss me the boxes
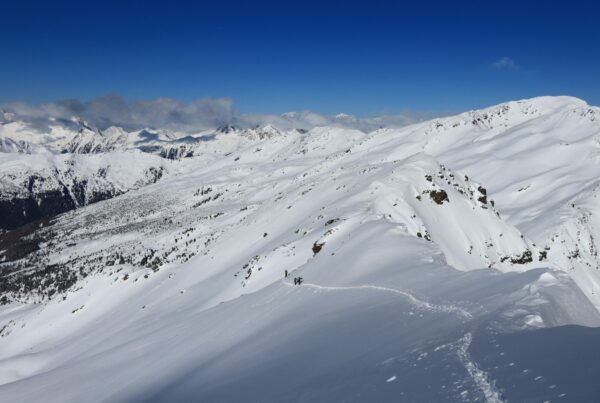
[287,281,506,401]
[285,281,472,319]
[455,332,505,403]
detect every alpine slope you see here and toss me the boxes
[1,96,600,402]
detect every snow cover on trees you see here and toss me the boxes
[0,96,600,402]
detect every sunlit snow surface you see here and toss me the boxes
[1,96,600,402]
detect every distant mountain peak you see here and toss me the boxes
[216,124,239,134]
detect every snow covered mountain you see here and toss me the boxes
[0,113,294,159]
[1,96,600,402]
[0,117,297,230]
[0,151,174,230]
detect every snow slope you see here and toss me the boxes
[0,96,600,402]
[0,150,175,230]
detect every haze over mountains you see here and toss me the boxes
[1,95,429,135]
[1,96,600,402]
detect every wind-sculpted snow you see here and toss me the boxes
[1,96,600,402]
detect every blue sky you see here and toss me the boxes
[2,0,599,116]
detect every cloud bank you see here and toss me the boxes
[1,95,433,133]
[1,95,235,132]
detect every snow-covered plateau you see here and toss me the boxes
[1,96,600,402]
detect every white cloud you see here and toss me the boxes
[1,94,235,132]
[1,95,435,133]
[492,57,518,70]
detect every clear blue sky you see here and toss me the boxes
[2,0,599,115]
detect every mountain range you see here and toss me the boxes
[1,96,599,402]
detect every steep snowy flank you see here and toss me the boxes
[0,151,174,229]
[0,96,599,402]
[353,96,600,308]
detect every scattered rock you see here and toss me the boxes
[429,190,449,205]
[312,242,324,255]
